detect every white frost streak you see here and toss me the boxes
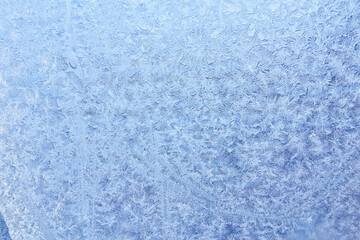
[65,0,71,35]
[65,0,75,50]
[162,180,170,239]
[219,0,224,30]
[77,116,88,235]
[0,73,7,86]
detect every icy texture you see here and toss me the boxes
[1,0,360,239]
[0,213,11,240]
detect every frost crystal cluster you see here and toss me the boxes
[0,0,360,239]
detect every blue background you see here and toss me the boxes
[1,0,360,239]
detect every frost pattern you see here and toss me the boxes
[0,213,11,240]
[1,0,360,239]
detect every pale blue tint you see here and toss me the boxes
[0,0,360,239]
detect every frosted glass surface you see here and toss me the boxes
[0,213,11,240]
[1,0,360,239]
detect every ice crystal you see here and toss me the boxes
[1,0,360,239]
